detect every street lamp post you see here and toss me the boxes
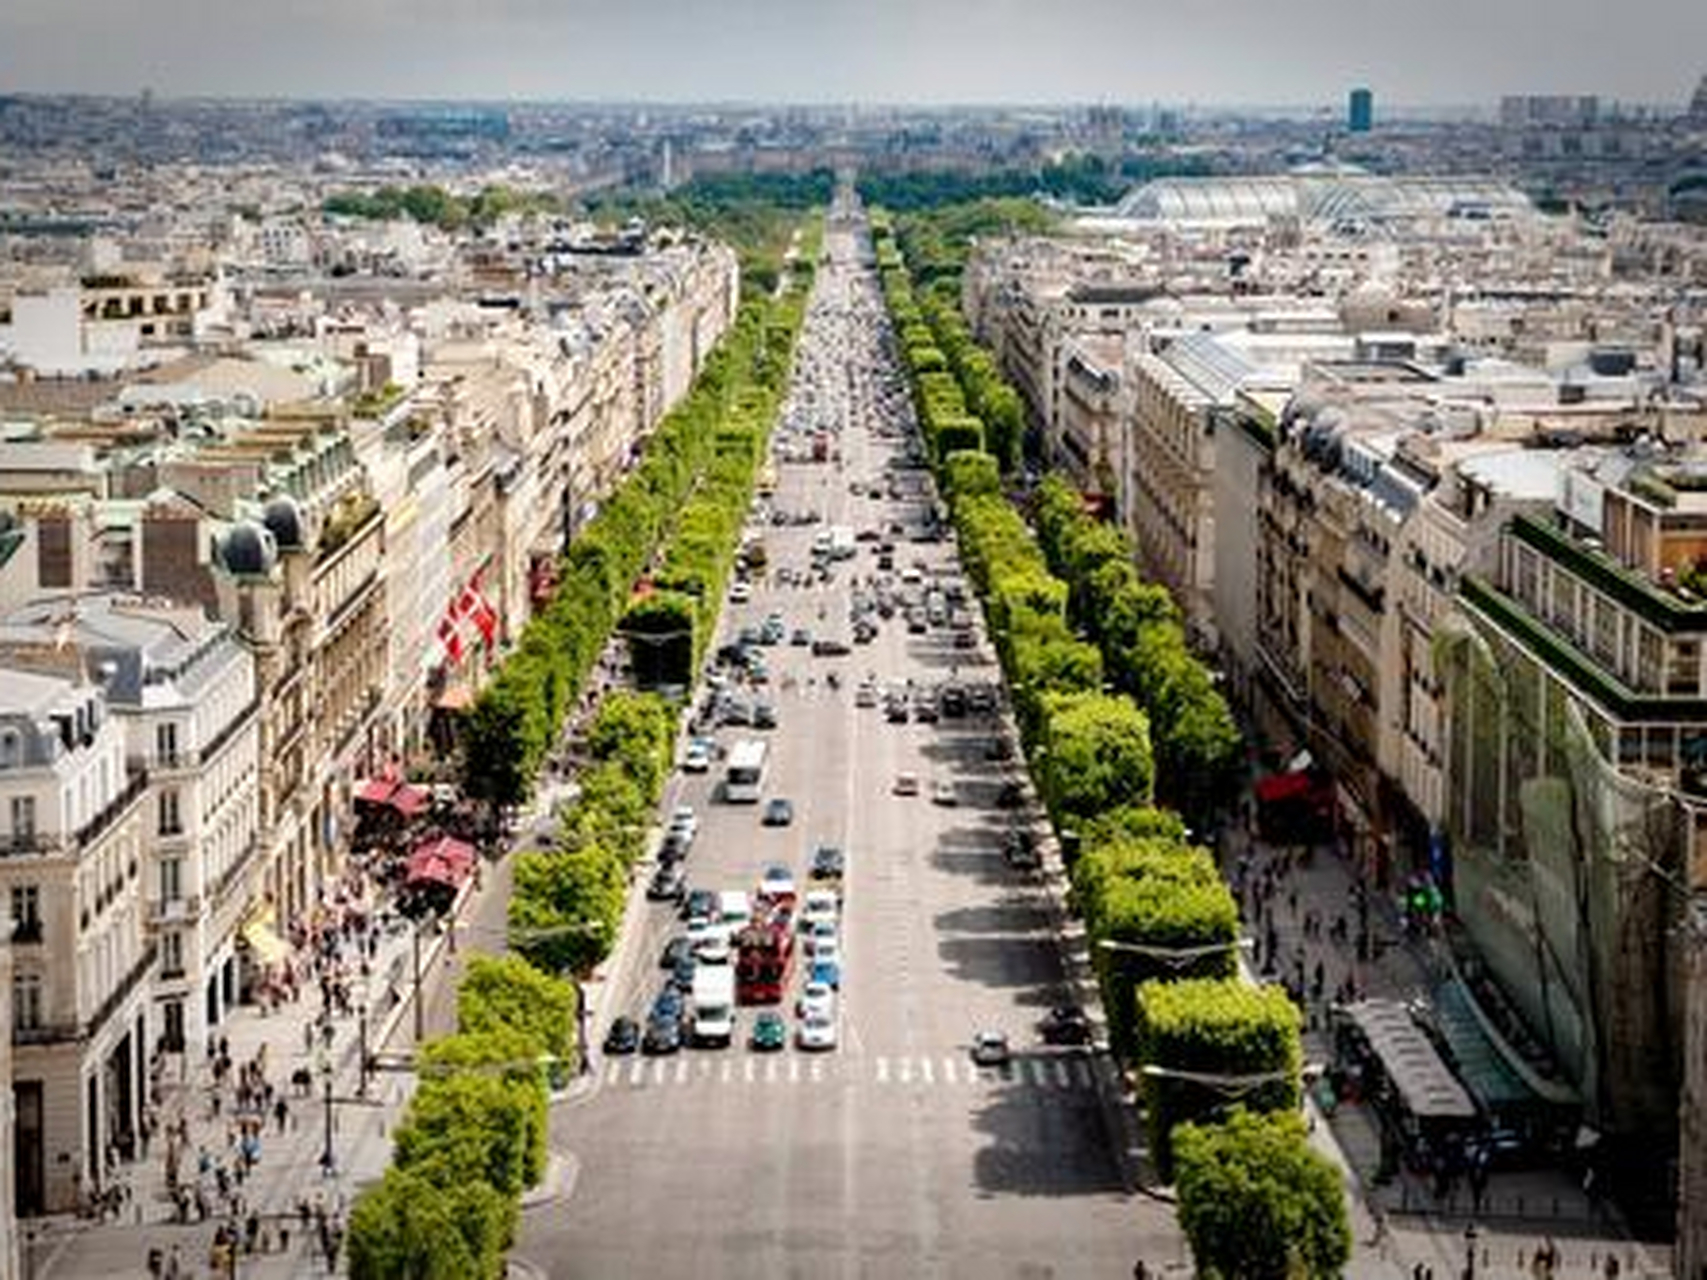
[317,1047,335,1176]
[411,921,424,1043]
[1464,1222,1479,1280]
[357,999,370,1098]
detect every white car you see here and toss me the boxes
[729,581,752,604]
[797,1012,838,1051]
[686,918,726,955]
[695,931,733,965]
[800,889,839,931]
[932,779,957,806]
[682,741,713,773]
[797,980,836,1021]
[669,806,698,840]
[758,864,796,904]
[803,918,838,956]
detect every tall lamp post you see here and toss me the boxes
[317,1046,335,1176]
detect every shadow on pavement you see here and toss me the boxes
[964,1058,1129,1199]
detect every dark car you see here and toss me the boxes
[749,1011,788,1052]
[682,888,717,922]
[1039,1006,1093,1046]
[642,1018,683,1056]
[651,988,685,1025]
[753,701,779,730]
[940,686,967,717]
[603,1016,641,1056]
[810,844,845,880]
[671,952,698,992]
[647,863,687,902]
[660,936,692,969]
[812,637,852,657]
[997,780,1025,809]
[659,831,692,864]
[763,798,796,827]
[985,735,1014,762]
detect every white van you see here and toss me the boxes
[718,889,752,932]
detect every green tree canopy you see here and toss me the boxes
[347,1166,514,1280]
[1174,1108,1351,1280]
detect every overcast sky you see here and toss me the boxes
[0,0,1702,108]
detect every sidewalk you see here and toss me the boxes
[29,875,471,1280]
[1219,811,1673,1279]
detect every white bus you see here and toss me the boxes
[723,739,768,803]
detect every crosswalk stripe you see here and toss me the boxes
[606,1062,620,1085]
[1053,1060,1071,1089]
[629,1061,644,1085]
[766,1058,778,1083]
[789,1059,801,1084]
[1072,1059,1092,1088]
[676,1060,689,1084]
[898,1058,912,1084]
[699,1060,712,1080]
[810,1057,824,1082]
[1027,1060,1045,1087]
[720,1060,732,1083]
[919,1058,934,1085]
[876,1056,889,1083]
[745,1059,756,1084]
[653,1061,666,1085]
[941,1057,956,1085]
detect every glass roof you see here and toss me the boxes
[1115,175,1532,226]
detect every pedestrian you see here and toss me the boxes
[275,1096,289,1134]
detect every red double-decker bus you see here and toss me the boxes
[735,909,795,1005]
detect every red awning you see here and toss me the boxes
[1255,771,1314,805]
[355,778,397,806]
[389,784,430,818]
[404,836,477,890]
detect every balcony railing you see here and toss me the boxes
[75,767,148,852]
[147,896,201,925]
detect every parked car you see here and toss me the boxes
[811,637,852,657]
[642,1018,683,1056]
[797,1012,838,1052]
[893,772,920,797]
[932,779,957,806]
[682,740,714,773]
[762,798,795,827]
[753,701,779,730]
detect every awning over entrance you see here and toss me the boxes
[241,917,291,967]
[1343,998,1478,1121]
[354,778,430,817]
[404,835,477,891]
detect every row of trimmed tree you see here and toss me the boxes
[873,207,1350,1280]
[345,219,822,1280]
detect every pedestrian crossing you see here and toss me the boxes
[598,1051,1101,1093]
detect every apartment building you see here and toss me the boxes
[1,931,15,1280]
[1439,447,1707,1136]
[0,663,150,1215]
[0,270,226,377]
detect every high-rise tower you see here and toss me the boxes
[1348,87,1374,133]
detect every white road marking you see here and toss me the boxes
[1027,1060,1046,1088]
[941,1057,956,1085]
[766,1058,779,1084]
[745,1059,756,1084]
[789,1058,801,1084]
[1072,1059,1093,1088]
[720,1060,733,1083]
[676,1060,689,1084]
[1053,1060,1071,1089]
[898,1058,912,1084]
[652,1060,666,1085]
[810,1057,824,1082]
[699,1059,712,1080]
[919,1057,933,1085]
[876,1056,889,1083]
[606,1062,621,1085]
[629,1061,644,1085]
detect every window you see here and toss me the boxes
[0,730,19,768]
[13,972,43,1032]
[1670,640,1701,697]
[10,795,36,842]
[159,857,182,903]
[11,884,41,943]
[156,723,179,766]
[158,789,183,836]
[160,930,184,978]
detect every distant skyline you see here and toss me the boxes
[0,0,1703,109]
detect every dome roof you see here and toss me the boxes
[219,522,277,577]
[261,495,305,550]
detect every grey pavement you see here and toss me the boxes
[28,874,477,1280]
[1217,813,1674,1279]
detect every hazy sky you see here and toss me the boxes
[0,0,1703,107]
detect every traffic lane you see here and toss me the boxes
[533,1069,1137,1280]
